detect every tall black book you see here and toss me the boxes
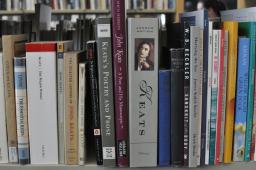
[170,48,184,166]
[86,41,103,165]
[183,22,190,167]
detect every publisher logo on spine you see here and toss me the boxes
[94,129,101,136]
[98,24,111,38]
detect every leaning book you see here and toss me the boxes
[128,18,159,167]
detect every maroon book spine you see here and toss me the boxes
[111,0,129,167]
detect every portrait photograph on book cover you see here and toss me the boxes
[134,38,154,71]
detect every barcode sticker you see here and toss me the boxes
[103,147,116,160]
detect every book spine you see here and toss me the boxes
[252,73,256,160]
[233,37,250,162]
[0,53,8,163]
[205,21,213,165]
[111,0,129,167]
[170,48,184,166]
[209,30,219,165]
[219,31,229,163]
[245,23,256,161]
[64,52,79,165]
[223,21,238,163]
[96,18,116,167]
[14,57,30,165]
[215,30,225,165]
[86,41,103,165]
[158,70,171,166]
[183,22,190,167]
[2,36,18,163]
[188,26,200,167]
[200,10,209,166]
[128,18,158,168]
[26,43,58,164]
[197,28,204,166]
[78,63,86,165]
[57,43,65,164]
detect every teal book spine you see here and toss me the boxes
[238,22,256,161]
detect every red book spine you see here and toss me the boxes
[111,0,129,167]
[215,30,225,165]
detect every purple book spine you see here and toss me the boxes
[111,0,129,167]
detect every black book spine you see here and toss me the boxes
[170,48,184,166]
[183,22,190,166]
[86,41,103,165]
[200,12,209,165]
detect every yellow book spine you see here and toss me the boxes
[223,21,238,163]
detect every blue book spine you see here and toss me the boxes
[14,57,30,164]
[158,70,171,166]
[233,37,250,161]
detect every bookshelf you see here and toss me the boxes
[0,162,256,170]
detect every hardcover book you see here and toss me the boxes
[238,22,256,161]
[86,41,103,165]
[221,7,256,22]
[0,52,8,163]
[111,0,129,166]
[223,21,238,163]
[14,56,30,164]
[158,70,171,166]
[26,42,58,164]
[128,18,159,167]
[170,48,184,166]
[95,17,116,167]
[56,41,73,164]
[233,37,250,162]
[2,34,28,163]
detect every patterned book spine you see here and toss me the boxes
[170,48,184,166]
[233,37,250,162]
[183,22,190,167]
[111,0,129,167]
[14,57,30,164]
[223,21,238,163]
[252,73,256,160]
[215,30,225,165]
[0,52,8,163]
[96,17,116,167]
[86,41,103,165]
[209,30,219,165]
[78,63,86,165]
[158,70,171,166]
[219,31,229,162]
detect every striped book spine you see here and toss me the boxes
[14,57,30,164]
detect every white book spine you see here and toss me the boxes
[0,53,8,163]
[219,31,228,162]
[26,49,58,164]
[90,0,95,9]
[205,21,213,165]
[78,63,86,165]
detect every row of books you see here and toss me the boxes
[0,0,111,11]
[129,0,175,10]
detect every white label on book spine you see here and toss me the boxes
[97,24,111,38]
[8,147,18,163]
[103,147,116,159]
